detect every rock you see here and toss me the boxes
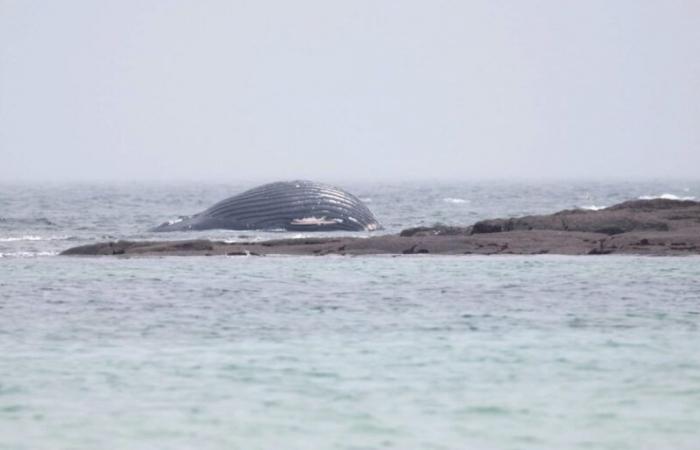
[61,199,700,257]
[469,199,700,235]
[400,224,471,237]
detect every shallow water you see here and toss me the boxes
[1,181,700,449]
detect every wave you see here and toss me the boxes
[0,251,58,258]
[222,236,266,244]
[166,217,185,226]
[443,198,468,204]
[0,235,72,242]
[579,205,606,211]
[638,193,696,201]
[0,217,57,226]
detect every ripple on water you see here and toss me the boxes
[1,181,700,449]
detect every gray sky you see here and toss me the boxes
[1,0,698,182]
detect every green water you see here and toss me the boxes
[1,255,699,449]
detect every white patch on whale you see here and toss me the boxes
[290,217,343,226]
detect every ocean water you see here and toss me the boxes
[1,181,700,449]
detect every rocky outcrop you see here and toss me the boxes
[399,224,472,237]
[470,199,700,235]
[61,199,700,257]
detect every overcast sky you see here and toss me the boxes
[1,0,698,182]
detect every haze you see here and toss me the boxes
[1,0,698,182]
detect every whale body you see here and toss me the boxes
[151,180,381,232]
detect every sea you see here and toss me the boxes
[1,180,699,450]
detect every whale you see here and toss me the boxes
[151,180,381,232]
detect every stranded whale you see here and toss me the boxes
[151,180,381,232]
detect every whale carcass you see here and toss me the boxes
[151,180,381,232]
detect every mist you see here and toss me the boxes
[1,0,698,182]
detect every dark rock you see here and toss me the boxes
[469,199,696,235]
[606,198,697,211]
[61,199,700,257]
[400,224,471,237]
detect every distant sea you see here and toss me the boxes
[1,181,699,449]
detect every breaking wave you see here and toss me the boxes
[0,235,72,242]
[0,217,57,226]
[443,198,468,204]
[638,193,695,201]
[0,251,58,258]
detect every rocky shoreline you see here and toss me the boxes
[61,199,700,257]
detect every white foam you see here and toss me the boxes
[0,235,70,242]
[638,193,695,201]
[0,251,58,258]
[167,217,184,225]
[579,205,606,211]
[222,235,267,244]
[443,198,468,204]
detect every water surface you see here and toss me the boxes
[1,181,699,449]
